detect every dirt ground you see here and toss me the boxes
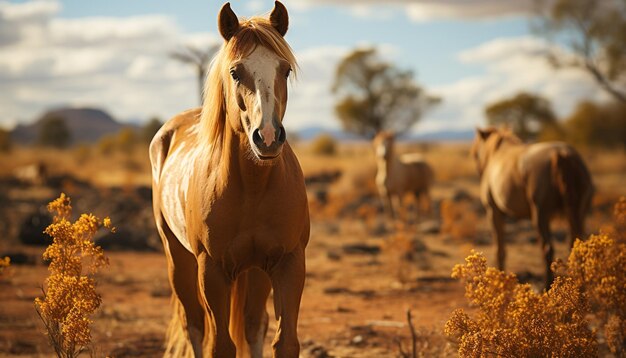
[0,143,623,357]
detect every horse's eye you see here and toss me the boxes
[286,68,292,79]
[230,69,240,82]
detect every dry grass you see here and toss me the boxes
[440,199,478,241]
[0,145,151,188]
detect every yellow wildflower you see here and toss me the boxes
[35,193,113,357]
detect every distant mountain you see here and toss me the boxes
[11,107,136,145]
[409,129,475,142]
[295,126,475,142]
[295,126,362,141]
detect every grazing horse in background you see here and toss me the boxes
[150,2,309,357]
[373,131,434,221]
[471,127,593,288]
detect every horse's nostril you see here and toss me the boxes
[252,128,263,147]
[278,126,286,144]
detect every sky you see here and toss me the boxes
[0,0,611,134]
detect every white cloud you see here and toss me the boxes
[0,0,343,132]
[0,0,220,128]
[285,46,349,131]
[406,0,533,22]
[418,36,610,134]
[288,0,534,22]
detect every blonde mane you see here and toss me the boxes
[199,16,298,192]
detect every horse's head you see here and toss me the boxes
[373,131,395,160]
[216,1,294,161]
[471,127,522,176]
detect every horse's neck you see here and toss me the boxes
[228,130,276,192]
[377,149,397,180]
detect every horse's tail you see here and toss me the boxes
[230,271,250,358]
[551,148,593,244]
[164,294,194,358]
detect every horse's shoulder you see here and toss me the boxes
[149,108,202,179]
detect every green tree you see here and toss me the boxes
[485,92,557,141]
[564,100,626,149]
[533,0,626,102]
[332,48,440,139]
[310,134,337,156]
[0,128,11,152]
[142,117,162,144]
[38,116,71,148]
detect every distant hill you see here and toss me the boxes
[11,107,134,145]
[295,126,474,142]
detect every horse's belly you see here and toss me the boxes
[494,186,531,219]
[488,169,531,219]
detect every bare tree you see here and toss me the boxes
[170,44,220,105]
[533,0,626,102]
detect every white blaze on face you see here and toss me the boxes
[242,46,280,147]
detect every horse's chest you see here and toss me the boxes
[203,190,307,267]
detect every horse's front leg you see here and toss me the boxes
[197,250,235,357]
[270,247,305,358]
[379,187,396,220]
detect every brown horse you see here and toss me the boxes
[471,127,593,288]
[150,2,309,357]
[373,131,434,221]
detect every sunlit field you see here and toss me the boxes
[0,140,624,356]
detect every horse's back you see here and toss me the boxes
[399,154,433,191]
[520,141,591,191]
[487,141,591,218]
[150,108,203,254]
[150,108,202,180]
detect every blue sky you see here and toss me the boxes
[0,0,608,134]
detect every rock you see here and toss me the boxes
[18,207,51,246]
[342,243,380,255]
[418,220,440,234]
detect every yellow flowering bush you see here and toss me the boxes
[35,193,113,358]
[553,197,626,355]
[445,251,596,357]
[0,256,10,278]
[446,198,626,356]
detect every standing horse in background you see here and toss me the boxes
[471,127,593,289]
[374,131,434,222]
[150,2,309,357]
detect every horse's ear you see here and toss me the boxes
[218,3,239,41]
[270,1,289,37]
[476,127,492,141]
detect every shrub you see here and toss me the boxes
[38,116,71,149]
[142,117,162,144]
[440,199,477,241]
[35,193,114,358]
[445,251,596,357]
[0,256,10,279]
[553,197,626,355]
[310,134,337,156]
[446,198,626,356]
[0,127,11,152]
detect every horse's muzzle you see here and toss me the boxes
[251,126,286,160]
